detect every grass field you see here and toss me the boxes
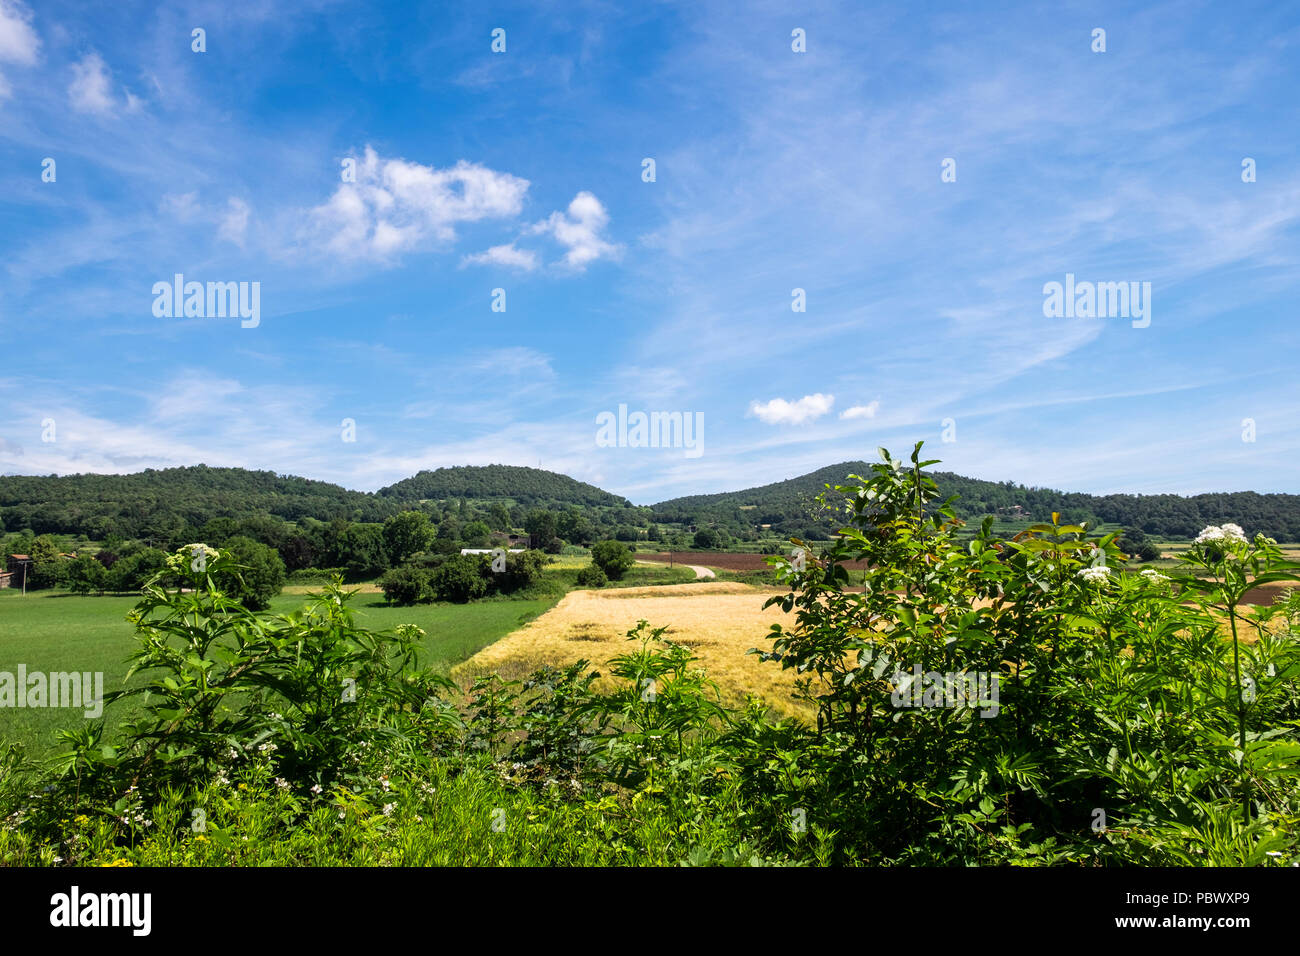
[0,587,559,758]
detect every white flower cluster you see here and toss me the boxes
[1077,566,1111,584]
[1139,569,1169,583]
[1194,524,1247,546]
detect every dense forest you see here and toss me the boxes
[0,466,395,539]
[0,464,657,593]
[3,458,1299,554]
[378,465,630,509]
[651,461,1300,541]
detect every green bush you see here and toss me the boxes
[105,547,168,593]
[590,539,633,580]
[493,549,546,594]
[378,565,431,605]
[65,554,107,594]
[213,535,286,611]
[430,553,490,602]
[286,567,348,583]
[575,564,607,588]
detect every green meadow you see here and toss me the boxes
[0,587,559,758]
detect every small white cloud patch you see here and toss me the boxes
[306,146,530,262]
[748,393,834,425]
[529,191,619,269]
[840,401,879,420]
[462,243,538,271]
[68,52,116,115]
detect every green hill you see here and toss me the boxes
[652,462,1300,542]
[0,465,395,539]
[377,464,630,509]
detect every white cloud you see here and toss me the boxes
[529,191,618,269]
[218,198,250,247]
[748,393,834,425]
[0,1,39,66]
[840,401,879,420]
[462,242,538,271]
[69,52,116,115]
[306,146,530,261]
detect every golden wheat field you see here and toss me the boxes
[453,581,811,717]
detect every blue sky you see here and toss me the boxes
[2,0,1298,504]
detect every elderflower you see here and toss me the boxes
[1194,524,1247,546]
[1077,566,1111,584]
[1139,569,1169,583]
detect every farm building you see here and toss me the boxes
[3,555,31,589]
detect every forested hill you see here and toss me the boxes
[652,462,1300,541]
[377,465,630,508]
[4,459,1299,543]
[0,466,396,538]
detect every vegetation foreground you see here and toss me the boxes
[3,445,1299,867]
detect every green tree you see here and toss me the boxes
[462,520,491,547]
[383,511,432,565]
[430,554,489,602]
[66,554,107,594]
[590,539,633,580]
[692,527,719,550]
[525,509,558,547]
[106,548,168,593]
[379,565,431,605]
[214,536,286,611]
[339,523,389,580]
[487,502,513,531]
[27,535,66,589]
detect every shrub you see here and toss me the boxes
[493,549,546,594]
[692,527,719,549]
[41,548,456,800]
[286,567,348,584]
[65,554,107,594]
[575,564,608,588]
[213,536,286,611]
[379,565,431,605]
[106,547,168,593]
[590,539,633,580]
[430,553,489,602]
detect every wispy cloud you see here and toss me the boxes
[840,401,879,420]
[68,52,132,115]
[462,242,538,271]
[0,0,38,98]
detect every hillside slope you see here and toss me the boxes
[0,465,395,538]
[377,464,630,509]
[653,463,1300,541]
